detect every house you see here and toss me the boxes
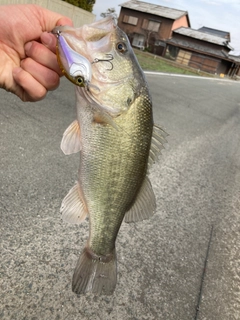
[165,27,240,76]
[118,0,190,55]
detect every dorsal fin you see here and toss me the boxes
[148,125,168,168]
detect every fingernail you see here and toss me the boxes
[25,42,32,54]
[13,67,22,75]
[12,67,23,80]
[41,32,53,46]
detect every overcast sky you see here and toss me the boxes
[92,0,240,55]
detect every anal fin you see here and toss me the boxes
[60,182,88,224]
[61,120,81,155]
[124,176,156,223]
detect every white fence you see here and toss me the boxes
[0,0,95,27]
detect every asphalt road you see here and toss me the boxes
[1,74,240,320]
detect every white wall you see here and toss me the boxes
[0,0,95,27]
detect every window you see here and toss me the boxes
[142,19,160,32]
[132,34,145,49]
[123,15,138,26]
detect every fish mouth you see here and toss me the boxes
[52,15,116,56]
[82,15,116,42]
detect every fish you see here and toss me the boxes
[52,16,167,295]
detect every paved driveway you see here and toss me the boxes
[1,74,240,319]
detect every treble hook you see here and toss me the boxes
[92,54,114,71]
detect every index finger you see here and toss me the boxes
[40,32,58,54]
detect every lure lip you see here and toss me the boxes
[53,29,92,86]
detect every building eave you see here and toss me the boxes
[167,40,233,62]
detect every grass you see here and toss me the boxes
[134,49,212,77]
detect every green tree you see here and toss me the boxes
[100,8,118,20]
[62,0,95,12]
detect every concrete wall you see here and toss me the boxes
[0,0,95,27]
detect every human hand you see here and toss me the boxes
[0,4,73,101]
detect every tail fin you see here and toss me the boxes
[72,247,117,295]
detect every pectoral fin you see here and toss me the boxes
[61,120,81,155]
[93,111,120,131]
[124,177,156,223]
[60,182,88,224]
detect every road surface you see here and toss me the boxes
[1,74,240,319]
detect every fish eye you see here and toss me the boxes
[76,76,84,86]
[116,42,127,53]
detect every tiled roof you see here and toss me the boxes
[173,27,232,48]
[198,27,230,41]
[120,0,188,20]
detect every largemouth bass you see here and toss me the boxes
[53,16,167,295]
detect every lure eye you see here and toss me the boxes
[116,42,127,53]
[76,76,84,86]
